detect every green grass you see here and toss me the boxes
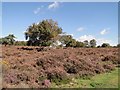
[51,68,119,88]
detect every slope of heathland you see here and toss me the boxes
[1,46,119,88]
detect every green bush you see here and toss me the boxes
[15,41,27,46]
[101,43,110,47]
[75,41,85,47]
[47,69,71,85]
[64,64,78,74]
[39,75,47,81]
[41,41,52,46]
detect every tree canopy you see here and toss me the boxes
[101,43,110,47]
[25,19,62,46]
[0,34,16,46]
[90,39,96,47]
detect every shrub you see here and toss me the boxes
[39,75,47,81]
[46,68,70,85]
[15,41,27,46]
[41,41,52,46]
[36,58,44,66]
[64,63,78,74]
[101,43,110,47]
[103,64,115,72]
[97,45,101,48]
[75,41,85,47]
[102,55,118,65]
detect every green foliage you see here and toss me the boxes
[90,39,96,47]
[66,39,76,47]
[46,68,72,85]
[41,41,52,46]
[0,38,9,44]
[84,40,89,47]
[59,35,77,47]
[0,34,16,45]
[14,41,27,46]
[101,43,110,47]
[75,41,85,47]
[38,75,47,81]
[25,19,62,46]
[0,38,2,44]
[50,75,71,85]
[59,35,72,45]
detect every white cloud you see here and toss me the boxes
[96,38,111,46]
[77,27,85,32]
[100,28,109,35]
[59,33,74,37]
[48,2,60,9]
[77,35,116,46]
[68,34,74,37]
[34,7,41,14]
[33,6,44,14]
[77,35,95,42]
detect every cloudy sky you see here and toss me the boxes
[2,2,118,46]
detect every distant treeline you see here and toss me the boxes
[0,19,119,48]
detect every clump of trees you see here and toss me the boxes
[0,34,16,46]
[24,19,98,48]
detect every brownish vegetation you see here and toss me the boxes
[2,46,119,88]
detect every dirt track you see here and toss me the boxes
[1,46,119,88]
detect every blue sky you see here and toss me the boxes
[2,2,118,46]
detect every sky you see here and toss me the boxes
[2,2,118,46]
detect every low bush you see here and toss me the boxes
[64,63,79,74]
[46,68,71,85]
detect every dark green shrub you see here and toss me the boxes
[15,41,27,46]
[75,41,85,47]
[46,69,71,85]
[101,43,110,47]
[39,75,47,81]
[41,41,52,46]
[64,64,78,74]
